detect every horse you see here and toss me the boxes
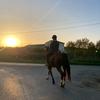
[46,51,71,88]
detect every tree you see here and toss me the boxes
[66,41,75,48]
[96,40,100,50]
[88,42,95,50]
[75,38,89,49]
[96,40,100,58]
[75,39,81,48]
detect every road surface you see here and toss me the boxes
[0,62,100,100]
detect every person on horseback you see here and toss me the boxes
[45,35,71,87]
[45,35,65,65]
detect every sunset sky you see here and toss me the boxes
[0,0,100,46]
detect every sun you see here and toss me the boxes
[4,36,19,47]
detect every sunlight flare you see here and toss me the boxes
[3,36,20,47]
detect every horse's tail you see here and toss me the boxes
[62,53,71,81]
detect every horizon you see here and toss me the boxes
[0,37,99,48]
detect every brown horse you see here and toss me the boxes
[46,51,71,88]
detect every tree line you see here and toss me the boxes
[66,38,100,50]
[65,38,100,65]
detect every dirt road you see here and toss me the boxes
[0,62,100,100]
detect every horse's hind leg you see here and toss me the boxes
[56,67,65,88]
[63,53,71,81]
[63,68,66,81]
[66,65,71,81]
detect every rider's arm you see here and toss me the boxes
[59,42,65,53]
[44,40,52,51]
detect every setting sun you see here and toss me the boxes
[4,36,20,47]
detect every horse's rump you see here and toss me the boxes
[48,52,62,67]
[47,52,69,67]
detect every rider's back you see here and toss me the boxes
[49,40,59,53]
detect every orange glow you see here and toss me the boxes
[3,36,20,47]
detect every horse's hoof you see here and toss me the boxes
[46,77,49,80]
[68,78,71,82]
[52,79,55,84]
[52,80,55,85]
[60,84,65,88]
[60,82,65,88]
[68,77,71,81]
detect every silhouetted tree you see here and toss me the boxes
[75,39,82,48]
[96,40,100,50]
[66,41,75,48]
[88,42,95,50]
[75,38,89,49]
[95,40,100,58]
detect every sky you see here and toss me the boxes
[0,0,100,46]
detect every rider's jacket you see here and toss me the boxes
[49,40,59,53]
[45,40,65,53]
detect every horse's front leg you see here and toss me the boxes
[47,65,55,84]
[49,70,55,84]
[46,71,50,80]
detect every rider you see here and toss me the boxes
[49,35,59,53]
[45,35,65,65]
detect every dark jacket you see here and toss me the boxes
[49,40,59,53]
